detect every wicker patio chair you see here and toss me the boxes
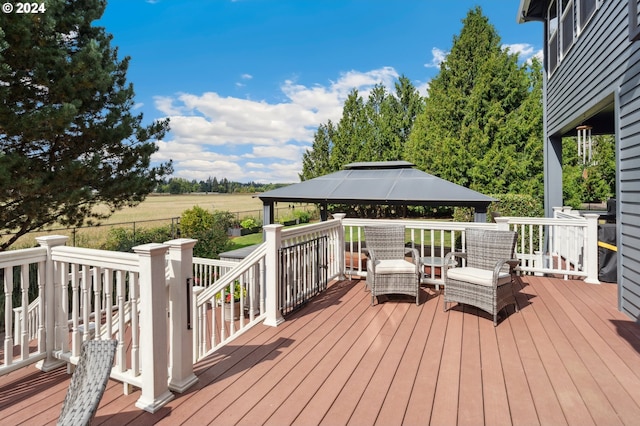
[364,225,420,305]
[443,229,519,326]
[57,339,117,426]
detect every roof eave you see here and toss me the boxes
[258,196,495,208]
[517,0,546,23]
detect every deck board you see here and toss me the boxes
[2,276,640,425]
[525,279,622,426]
[528,278,640,425]
[458,308,483,426]
[478,307,512,426]
[373,290,439,426]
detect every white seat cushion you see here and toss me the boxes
[368,259,415,274]
[446,267,511,287]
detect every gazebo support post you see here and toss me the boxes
[474,205,488,223]
[320,202,328,221]
[263,201,274,226]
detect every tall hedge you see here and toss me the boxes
[453,193,543,222]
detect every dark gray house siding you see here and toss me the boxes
[519,0,640,320]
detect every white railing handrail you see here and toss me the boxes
[196,242,267,303]
[51,245,140,272]
[281,218,342,240]
[503,216,587,225]
[193,257,238,268]
[343,217,497,230]
[0,246,47,267]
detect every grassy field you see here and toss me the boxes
[3,193,316,250]
[100,193,265,223]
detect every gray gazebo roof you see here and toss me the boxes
[258,161,495,208]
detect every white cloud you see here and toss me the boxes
[503,43,534,57]
[425,47,448,69]
[533,49,544,63]
[154,67,401,183]
[503,43,543,64]
[251,144,305,161]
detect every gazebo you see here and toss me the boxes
[258,161,496,224]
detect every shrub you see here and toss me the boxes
[453,193,544,222]
[102,225,173,252]
[180,207,232,258]
[293,210,311,223]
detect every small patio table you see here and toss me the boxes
[420,257,456,290]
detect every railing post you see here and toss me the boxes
[263,224,284,327]
[583,213,601,284]
[494,217,510,231]
[35,235,68,372]
[192,285,205,364]
[165,238,199,393]
[333,213,347,279]
[133,243,174,413]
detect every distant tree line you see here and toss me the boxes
[155,177,287,194]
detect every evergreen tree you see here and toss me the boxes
[301,76,423,180]
[404,7,541,198]
[392,75,425,157]
[300,122,334,181]
[0,0,171,250]
[330,90,367,171]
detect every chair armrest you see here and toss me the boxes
[367,248,378,271]
[444,251,466,267]
[405,247,420,273]
[492,258,521,280]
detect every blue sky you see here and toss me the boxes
[98,1,542,184]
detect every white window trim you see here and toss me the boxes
[560,0,575,59]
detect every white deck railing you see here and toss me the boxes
[342,214,600,285]
[0,211,601,413]
[192,242,267,362]
[0,236,199,414]
[190,215,345,363]
[1,246,47,375]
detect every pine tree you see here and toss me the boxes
[0,0,172,250]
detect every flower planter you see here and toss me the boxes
[227,227,242,237]
[240,227,260,236]
[223,301,241,321]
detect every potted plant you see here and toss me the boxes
[240,217,261,235]
[216,281,245,321]
[279,214,298,226]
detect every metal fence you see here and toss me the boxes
[2,204,319,250]
[278,235,328,316]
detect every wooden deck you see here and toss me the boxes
[2,275,640,425]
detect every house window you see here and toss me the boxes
[561,0,574,55]
[630,0,640,42]
[579,0,596,30]
[548,0,559,74]
[548,0,602,75]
